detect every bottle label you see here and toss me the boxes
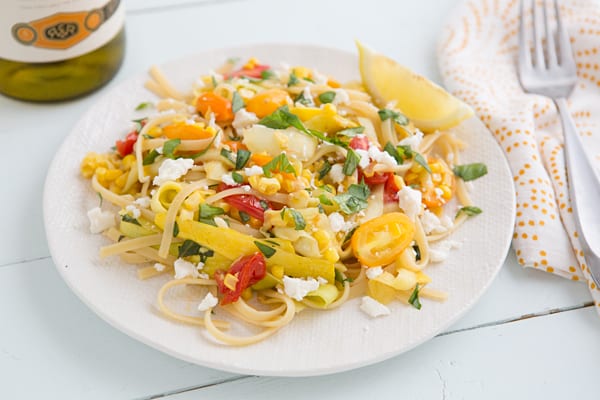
[0,0,124,63]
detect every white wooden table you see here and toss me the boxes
[2,0,599,398]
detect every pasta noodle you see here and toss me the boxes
[80,56,486,346]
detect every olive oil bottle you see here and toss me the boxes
[0,0,125,102]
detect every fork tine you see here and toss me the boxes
[532,0,547,68]
[543,0,558,67]
[554,0,576,68]
[518,0,533,69]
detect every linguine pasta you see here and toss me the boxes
[80,56,485,346]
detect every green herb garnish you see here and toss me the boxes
[337,126,365,137]
[343,148,360,176]
[178,239,201,258]
[255,241,276,258]
[262,153,296,177]
[239,211,250,224]
[121,214,141,226]
[378,108,409,125]
[318,160,332,180]
[232,171,244,184]
[235,149,251,170]
[408,284,422,310]
[288,208,306,230]
[318,91,336,104]
[232,91,244,113]
[135,102,153,111]
[287,72,299,86]
[333,182,370,214]
[319,194,333,206]
[453,163,488,181]
[143,149,160,165]
[163,138,181,159]
[456,206,483,217]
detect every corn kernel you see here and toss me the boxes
[121,154,136,169]
[104,169,123,181]
[292,66,311,80]
[224,273,239,291]
[288,190,310,209]
[271,265,284,279]
[114,173,128,189]
[323,248,340,263]
[313,230,331,250]
[241,287,253,301]
[243,57,259,69]
[252,177,281,195]
[179,208,194,221]
[430,162,442,173]
[439,184,452,199]
[248,175,261,188]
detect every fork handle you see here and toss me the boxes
[555,98,600,286]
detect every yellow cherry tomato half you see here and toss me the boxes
[246,89,290,118]
[351,212,415,267]
[162,123,214,140]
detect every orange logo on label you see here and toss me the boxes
[11,0,119,50]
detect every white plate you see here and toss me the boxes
[43,44,515,377]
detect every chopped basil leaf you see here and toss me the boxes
[413,153,432,173]
[333,182,370,215]
[342,226,358,246]
[198,248,215,263]
[408,284,422,310]
[232,171,244,184]
[178,239,201,258]
[260,69,276,80]
[383,142,403,164]
[288,208,306,230]
[262,153,296,177]
[337,126,365,137]
[343,148,360,176]
[132,118,147,132]
[318,194,333,205]
[117,235,125,242]
[220,148,235,164]
[258,105,304,131]
[287,72,299,86]
[200,204,225,219]
[378,108,409,125]
[235,149,251,170]
[280,208,287,220]
[173,221,179,237]
[163,139,181,159]
[121,214,141,226]
[413,244,421,261]
[264,239,280,247]
[334,269,353,283]
[254,241,276,258]
[198,218,217,226]
[135,102,153,111]
[318,160,332,180]
[317,204,325,213]
[453,163,488,181]
[318,91,336,104]
[294,91,314,106]
[303,77,315,83]
[239,211,250,224]
[183,134,217,159]
[143,149,160,165]
[231,91,244,113]
[97,192,103,207]
[456,206,483,217]
[211,75,218,88]
[228,135,241,141]
[259,200,269,210]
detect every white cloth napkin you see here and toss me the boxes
[438,0,600,306]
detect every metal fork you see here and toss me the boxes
[518,0,600,285]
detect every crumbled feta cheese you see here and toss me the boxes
[197,292,218,311]
[298,86,313,105]
[198,273,209,280]
[87,207,115,234]
[332,89,351,105]
[214,217,228,228]
[154,263,166,272]
[368,145,398,168]
[398,186,422,220]
[355,149,370,169]
[317,277,328,285]
[434,187,444,199]
[398,130,424,150]
[174,258,198,279]
[279,62,291,72]
[221,173,236,186]
[329,164,345,183]
[328,212,354,233]
[232,108,258,131]
[312,70,328,85]
[213,130,222,148]
[134,196,151,208]
[282,276,320,300]
[159,109,177,116]
[244,165,264,176]
[365,266,383,279]
[360,296,391,318]
[420,210,451,235]
[153,158,194,186]
[125,204,141,219]
[242,185,251,192]
[155,146,163,154]
[429,240,462,263]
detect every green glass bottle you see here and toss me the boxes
[0,0,125,102]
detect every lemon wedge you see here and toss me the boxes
[356,41,473,133]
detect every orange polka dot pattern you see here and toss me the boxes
[438,0,600,302]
